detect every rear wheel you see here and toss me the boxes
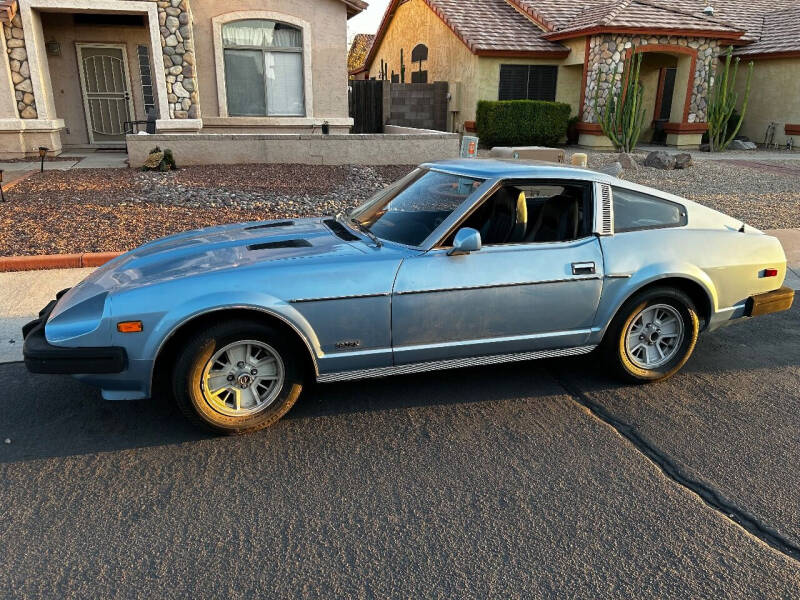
[604,287,699,383]
[172,320,305,434]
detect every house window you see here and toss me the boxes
[498,65,558,101]
[222,20,305,116]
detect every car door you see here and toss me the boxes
[391,183,604,365]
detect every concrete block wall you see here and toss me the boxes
[388,82,448,132]
[127,130,461,167]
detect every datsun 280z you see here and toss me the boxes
[23,160,795,434]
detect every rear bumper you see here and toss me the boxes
[22,293,127,375]
[746,286,795,318]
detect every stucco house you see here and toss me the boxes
[364,0,800,149]
[0,0,367,158]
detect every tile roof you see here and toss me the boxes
[526,0,743,39]
[365,0,800,65]
[348,33,375,73]
[734,6,800,57]
[424,0,569,55]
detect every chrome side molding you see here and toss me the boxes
[316,345,597,383]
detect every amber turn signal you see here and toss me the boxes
[117,321,144,333]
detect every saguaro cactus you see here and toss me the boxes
[593,51,646,153]
[707,46,753,152]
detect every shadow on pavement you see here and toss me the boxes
[1,305,796,464]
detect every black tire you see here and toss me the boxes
[172,319,305,435]
[603,286,700,383]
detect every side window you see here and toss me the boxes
[444,181,592,246]
[612,187,687,233]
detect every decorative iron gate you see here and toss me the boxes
[76,44,135,146]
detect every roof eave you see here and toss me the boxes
[0,0,17,23]
[474,49,570,58]
[732,50,800,60]
[544,26,745,42]
[342,0,368,19]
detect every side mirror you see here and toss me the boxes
[448,227,482,256]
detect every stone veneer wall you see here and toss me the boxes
[3,12,36,118]
[583,34,719,124]
[157,0,199,119]
[3,0,200,120]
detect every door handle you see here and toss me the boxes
[572,262,596,275]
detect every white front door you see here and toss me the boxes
[76,44,135,146]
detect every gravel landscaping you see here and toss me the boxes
[0,156,798,257]
[0,164,413,256]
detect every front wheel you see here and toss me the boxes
[604,287,700,383]
[172,320,305,434]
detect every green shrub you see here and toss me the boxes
[476,100,571,147]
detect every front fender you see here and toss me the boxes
[110,288,322,368]
[593,261,718,341]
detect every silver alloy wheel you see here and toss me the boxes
[625,303,685,369]
[201,340,285,417]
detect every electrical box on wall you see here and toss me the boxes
[449,81,461,111]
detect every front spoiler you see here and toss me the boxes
[22,293,127,375]
[746,286,795,318]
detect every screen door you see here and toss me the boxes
[77,44,135,146]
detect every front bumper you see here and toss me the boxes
[746,286,795,318]
[22,292,127,375]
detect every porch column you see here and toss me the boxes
[0,6,63,158]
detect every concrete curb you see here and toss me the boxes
[0,252,122,273]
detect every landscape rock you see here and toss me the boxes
[729,139,757,151]
[644,151,676,170]
[598,162,624,178]
[617,153,639,170]
[674,153,693,169]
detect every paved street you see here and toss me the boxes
[1,303,798,598]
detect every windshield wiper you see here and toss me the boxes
[348,217,382,248]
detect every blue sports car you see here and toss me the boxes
[24,159,794,434]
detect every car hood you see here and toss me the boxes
[51,218,368,318]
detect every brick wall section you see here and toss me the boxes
[388,82,448,132]
[4,0,200,120]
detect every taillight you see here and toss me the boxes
[763,268,778,278]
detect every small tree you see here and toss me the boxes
[707,46,753,152]
[593,51,646,153]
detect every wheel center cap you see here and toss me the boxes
[237,374,254,388]
[648,331,660,343]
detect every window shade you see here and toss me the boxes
[223,20,302,49]
[499,65,558,102]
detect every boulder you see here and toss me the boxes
[729,139,757,151]
[644,150,676,170]
[674,153,693,169]
[598,162,623,178]
[617,153,639,170]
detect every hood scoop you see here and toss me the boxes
[245,221,295,231]
[247,239,312,251]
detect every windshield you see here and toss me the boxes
[348,169,485,246]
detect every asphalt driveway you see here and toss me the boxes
[1,305,798,598]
